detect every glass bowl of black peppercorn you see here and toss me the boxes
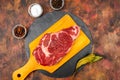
[50,0,64,10]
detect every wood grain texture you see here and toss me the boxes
[0,0,120,80]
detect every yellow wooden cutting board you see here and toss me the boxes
[12,14,90,80]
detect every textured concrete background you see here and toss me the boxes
[0,0,120,80]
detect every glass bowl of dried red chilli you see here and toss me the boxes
[12,24,27,39]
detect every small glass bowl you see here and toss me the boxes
[12,24,27,39]
[28,3,43,18]
[50,0,64,10]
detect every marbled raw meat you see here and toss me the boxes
[33,26,80,66]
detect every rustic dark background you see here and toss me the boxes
[0,0,120,80]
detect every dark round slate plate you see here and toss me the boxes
[25,11,92,78]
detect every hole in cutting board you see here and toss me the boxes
[17,73,21,77]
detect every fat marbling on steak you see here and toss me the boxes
[33,25,80,66]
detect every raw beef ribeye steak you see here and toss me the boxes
[33,25,80,66]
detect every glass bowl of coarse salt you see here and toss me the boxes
[28,3,43,18]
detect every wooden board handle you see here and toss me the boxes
[12,56,39,80]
